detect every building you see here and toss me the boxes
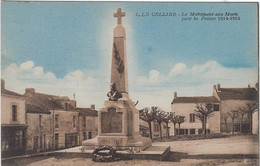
[76,105,98,144]
[24,88,98,151]
[26,102,52,153]
[172,92,220,135]
[171,84,258,135]
[213,84,258,133]
[139,118,168,138]
[252,110,258,134]
[24,88,79,150]
[1,79,28,157]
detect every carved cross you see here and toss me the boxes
[114,8,125,25]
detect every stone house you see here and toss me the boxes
[26,103,52,152]
[24,88,98,151]
[24,88,79,150]
[76,105,98,145]
[171,92,220,135]
[212,84,258,133]
[1,79,27,157]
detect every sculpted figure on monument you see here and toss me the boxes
[113,43,124,77]
[107,82,122,101]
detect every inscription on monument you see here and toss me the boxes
[100,139,123,146]
[101,107,123,133]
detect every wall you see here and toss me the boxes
[26,113,53,152]
[78,115,98,144]
[50,110,79,149]
[252,111,258,134]
[1,94,26,125]
[151,121,167,137]
[220,100,251,133]
[172,102,220,134]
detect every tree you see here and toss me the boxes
[162,112,172,138]
[228,110,239,134]
[155,108,165,140]
[221,112,229,133]
[176,116,185,135]
[238,106,247,133]
[139,107,158,140]
[194,103,215,137]
[170,113,178,136]
[245,102,259,134]
[195,113,205,134]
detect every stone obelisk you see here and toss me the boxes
[82,8,151,151]
[111,8,128,94]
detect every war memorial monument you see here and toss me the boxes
[82,8,170,159]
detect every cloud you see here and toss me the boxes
[2,60,258,112]
[131,60,257,111]
[20,61,34,70]
[168,63,187,76]
[2,61,107,110]
[149,70,160,82]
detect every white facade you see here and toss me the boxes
[172,102,220,135]
[1,93,26,126]
[252,111,258,134]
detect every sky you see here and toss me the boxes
[1,2,258,111]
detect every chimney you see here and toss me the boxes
[255,83,259,91]
[217,84,220,90]
[91,104,95,110]
[70,100,77,107]
[25,88,35,93]
[174,92,177,99]
[1,79,5,89]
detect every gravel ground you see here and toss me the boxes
[22,158,258,166]
[153,135,258,155]
[2,135,258,166]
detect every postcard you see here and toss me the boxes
[1,2,258,166]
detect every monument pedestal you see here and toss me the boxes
[82,93,152,151]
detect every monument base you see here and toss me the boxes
[82,93,152,152]
[82,134,152,151]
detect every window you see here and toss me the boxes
[190,129,195,135]
[73,116,76,128]
[83,117,86,127]
[65,133,78,148]
[190,114,195,122]
[40,135,42,149]
[55,114,59,128]
[88,132,92,139]
[83,132,87,140]
[213,104,219,111]
[12,105,17,121]
[198,129,210,134]
[206,129,211,134]
[39,115,42,127]
[179,129,188,135]
[43,135,46,150]
[154,123,160,132]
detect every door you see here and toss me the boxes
[55,133,59,149]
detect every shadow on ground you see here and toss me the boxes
[162,151,258,162]
[2,151,258,166]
